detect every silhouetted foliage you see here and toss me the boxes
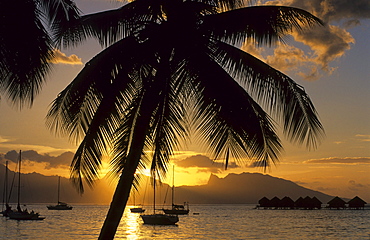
[45,0,324,239]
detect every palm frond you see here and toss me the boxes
[54,0,164,48]
[46,37,150,192]
[202,6,323,46]
[209,42,325,149]
[148,72,188,179]
[186,52,282,168]
[39,0,81,30]
[0,0,54,108]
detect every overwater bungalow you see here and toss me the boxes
[311,197,322,209]
[280,196,295,209]
[327,196,346,209]
[258,197,271,208]
[295,197,305,209]
[270,196,281,209]
[347,196,367,209]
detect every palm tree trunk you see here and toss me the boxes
[98,159,138,239]
[98,94,156,239]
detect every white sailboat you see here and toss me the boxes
[47,176,73,210]
[8,150,45,220]
[141,171,178,225]
[162,166,189,215]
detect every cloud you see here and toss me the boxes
[0,136,12,143]
[348,180,370,192]
[355,134,370,142]
[176,154,239,173]
[284,0,370,23]
[49,49,83,65]
[1,150,74,169]
[254,0,364,80]
[304,157,370,164]
[292,25,354,72]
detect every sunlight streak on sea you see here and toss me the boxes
[1,204,370,239]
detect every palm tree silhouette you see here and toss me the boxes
[0,0,80,108]
[46,0,324,239]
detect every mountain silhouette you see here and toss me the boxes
[0,163,335,204]
[174,172,335,204]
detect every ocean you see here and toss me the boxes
[1,204,369,239]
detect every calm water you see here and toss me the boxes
[1,204,369,239]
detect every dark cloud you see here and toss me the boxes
[304,157,370,164]
[1,150,74,169]
[285,0,370,23]
[176,154,239,173]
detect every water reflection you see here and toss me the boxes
[121,209,141,239]
[1,204,369,239]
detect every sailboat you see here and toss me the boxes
[47,176,73,210]
[130,191,145,213]
[8,150,45,220]
[141,171,179,225]
[162,166,189,215]
[1,161,14,217]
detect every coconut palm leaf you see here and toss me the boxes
[0,0,53,108]
[208,42,324,149]
[202,6,323,45]
[55,0,165,48]
[182,51,282,168]
[0,0,81,108]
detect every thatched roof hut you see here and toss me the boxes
[258,197,270,208]
[311,196,322,209]
[280,196,295,209]
[270,196,281,208]
[327,196,346,209]
[347,196,367,209]
[302,196,313,209]
[295,197,305,209]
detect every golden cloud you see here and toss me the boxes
[49,49,83,65]
[304,157,370,164]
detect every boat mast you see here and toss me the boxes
[153,171,156,215]
[17,150,21,211]
[2,161,9,211]
[171,165,174,206]
[57,176,60,203]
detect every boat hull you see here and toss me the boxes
[47,205,73,210]
[130,207,145,213]
[162,209,189,215]
[8,211,45,220]
[141,214,179,225]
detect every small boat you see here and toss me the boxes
[162,166,189,215]
[47,201,73,210]
[130,191,145,213]
[162,203,189,215]
[141,170,179,225]
[1,161,14,217]
[130,207,145,213]
[47,176,73,210]
[8,151,45,220]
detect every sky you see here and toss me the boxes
[0,0,369,202]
